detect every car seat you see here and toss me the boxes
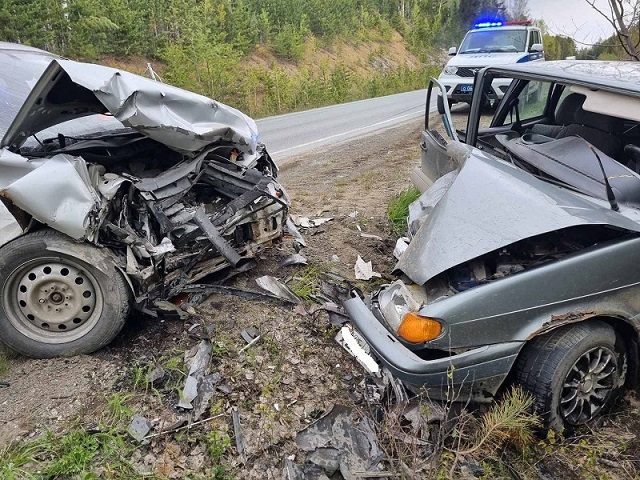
[530,93,586,138]
[556,105,623,159]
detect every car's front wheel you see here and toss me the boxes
[0,230,131,358]
[515,320,626,432]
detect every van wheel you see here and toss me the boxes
[515,321,626,432]
[0,230,131,358]
[437,96,452,115]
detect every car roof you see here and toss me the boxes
[485,60,640,96]
[468,25,534,32]
[0,42,57,56]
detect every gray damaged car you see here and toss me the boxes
[341,60,640,430]
[0,43,294,358]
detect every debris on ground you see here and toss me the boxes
[232,406,247,464]
[240,327,261,344]
[177,340,214,410]
[238,327,262,355]
[335,327,380,376]
[146,365,166,384]
[393,237,410,260]
[354,256,381,281]
[255,275,302,304]
[280,254,308,267]
[360,233,383,241]
[182,283,295,306]
[292,405,387,480]
[293,216,334,228]
[129,414,153,441]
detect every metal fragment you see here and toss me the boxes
[177,340,213,410]
[232,406,247,464]
[280,254,308,267]
[255,275,302,304]
[128,415,153,441]
[240,327,261,344]
[354,256,381,281]
[146,365,166,384]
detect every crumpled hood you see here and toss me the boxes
[2,59,259,156]
[396,150,640,285]
[448,52,528,67]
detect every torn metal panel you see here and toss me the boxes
[295,405,386,480]
[255,275,302,304]
[177,340,213,410]
[0,150,101,239]
[3,59,260,160]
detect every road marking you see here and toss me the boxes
[270,108,424,155]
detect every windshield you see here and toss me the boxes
[459,29,527,53]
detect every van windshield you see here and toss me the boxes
[459,29,527,53]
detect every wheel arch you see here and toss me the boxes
[518,314,639,388]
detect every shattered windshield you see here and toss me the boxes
[459,29,527,53]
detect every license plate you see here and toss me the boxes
[460,85,473,93]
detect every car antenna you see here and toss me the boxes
[588,143,619,212]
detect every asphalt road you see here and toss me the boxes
[0,89,433,245]
[257,89,432,164]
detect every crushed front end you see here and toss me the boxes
[340,145,640,403]
[0,58,295,315]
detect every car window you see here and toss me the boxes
[499,80,552,125]
[528,30,541,49]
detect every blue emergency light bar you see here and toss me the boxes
[474,21,503,28]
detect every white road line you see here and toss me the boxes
[270,108,423,155]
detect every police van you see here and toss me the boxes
[437,20,544,113]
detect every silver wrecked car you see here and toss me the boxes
[0,43,292,358]
[342,61,640,430]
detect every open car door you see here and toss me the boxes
[412,78,460,191]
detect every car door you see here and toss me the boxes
[414,78,460,191]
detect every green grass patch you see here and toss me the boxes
[387,186,420,235]
[0,352,8,377]
[289,264,327,301]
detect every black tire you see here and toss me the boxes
[0,230,131,358]
[437,95,446,114]
[515,320,626,432]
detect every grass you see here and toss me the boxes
[0,353,8,377]
[387,186,421,235]
[0,424,143,480]
[289,264,327,302]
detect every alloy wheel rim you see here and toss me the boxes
[560,346,616,425]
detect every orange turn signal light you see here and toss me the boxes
[397,312,442,343]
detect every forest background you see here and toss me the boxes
[0,0,585,117]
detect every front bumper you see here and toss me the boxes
[438,75,512,103]
[342,295,522,402]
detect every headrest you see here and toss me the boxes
[555,93,585,125]
[574,106,624,134]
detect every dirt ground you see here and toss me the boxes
[2,112,640,479]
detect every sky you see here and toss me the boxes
[527,0,615,46]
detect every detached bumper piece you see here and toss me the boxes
[342,295,521,402]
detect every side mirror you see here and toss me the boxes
[530,43,543,53]
[448,46,457,56]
